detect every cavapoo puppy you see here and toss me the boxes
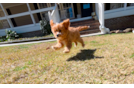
[50,19,90,53]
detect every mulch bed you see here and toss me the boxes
[110,28,134,33]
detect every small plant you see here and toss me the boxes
[5,29,19,41]
[0,36,6,42]
[39,19,51,35]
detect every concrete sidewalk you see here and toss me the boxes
[0,32,103,47]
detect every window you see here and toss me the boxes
[58,3,74,20]
[0,7,5,17]
[0,3,55,28]
[29,3,38,11]
[41,11,50,21]
[13,15,33,26]
[127,3,134,7]
[105,3,124,11]
[0,19,10,29]
[50,3,55,7]
[33,13,41,23]
[37,3,49,9]
[110,3,124,10]
[2,3,28,15]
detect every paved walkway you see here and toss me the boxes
[0,33,103,47]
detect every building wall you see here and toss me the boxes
[105,15,134,30]
[19,30,44,38]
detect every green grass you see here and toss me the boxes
[18,45,29,49]
[130,53,134,58]
[90,41,98,43]
[0,33,134,84]
[27,61,33,65]
[13,66,28,71]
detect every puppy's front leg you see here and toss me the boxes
[63,42,72,53]
[74,42,77,47]
[52,42,64,50]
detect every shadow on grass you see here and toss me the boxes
[67,49,104,61]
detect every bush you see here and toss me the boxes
[39,19,51,35]
[0,36,6,42]
[5,29,19,40]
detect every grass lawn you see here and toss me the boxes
[0,33,134,84]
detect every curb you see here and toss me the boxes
[0,37,55,45]
[0,32,104,47]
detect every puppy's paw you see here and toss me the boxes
[74,44,77,47]
[51,46,55,50]
[63,50,70,53]
[74,42,77,47]
[82,44,85,48]
[51,46,60,50]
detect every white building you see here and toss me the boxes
[0,3,134,37]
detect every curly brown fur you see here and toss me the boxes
[50,19,90,53]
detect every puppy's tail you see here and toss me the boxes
[77,26,90,31]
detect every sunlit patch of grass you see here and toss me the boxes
[18,45,29,49]
[27,61,33,65]
[0,33,134,84]
[130,53,134,58]
[90,41,98,43]
[13,66,28,71]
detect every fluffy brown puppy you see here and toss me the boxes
[50,19,90,53]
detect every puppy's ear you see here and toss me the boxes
[50,20,55,27]
[62,19,70,29]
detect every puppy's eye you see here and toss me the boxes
[59,30,61,32]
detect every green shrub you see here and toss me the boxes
[39,19,51,35]
[5,29,19,40]
[0,36,6,42]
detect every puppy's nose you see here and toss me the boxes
[57,34,60,37]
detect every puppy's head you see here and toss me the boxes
[50,19,70,39]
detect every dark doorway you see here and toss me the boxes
[73,3,78,18]
[81,3,93,17]
[105,3,110,10]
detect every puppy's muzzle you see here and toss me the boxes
[56,32,61,37]
[57,34,60,37]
